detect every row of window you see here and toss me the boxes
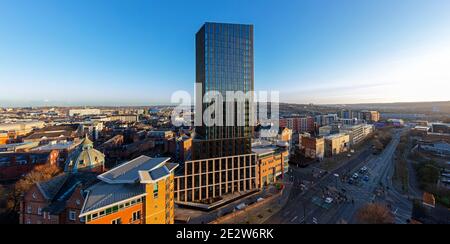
[86,197,142,222]
[185,158,257,174]
[175,179,257,202]
[111,210,141,224]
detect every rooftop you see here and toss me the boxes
[80,182,145,216]
[325,133,349,140]
[36,172,98,214]
[251,139,287,156]
[32,140,80,151]
[80,155,178,216]
[97,155,171,184]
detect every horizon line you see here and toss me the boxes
[1,100,449,109]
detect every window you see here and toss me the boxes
[27,206,32,214]
[37,208,42,216]
[111,218,122,224]
[69,211,77,221]
[153,183,159,198]
[76,199,81,206]
[32,192,37,199]
[26,219,31,224]
[132,211,141,222]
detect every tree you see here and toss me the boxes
[356,203,394,224]
[7,164,61,212]
[373,139,384,151]
[416,163,440,188]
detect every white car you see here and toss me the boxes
[352,173,359,179]
[325,197,333,204]
[235,203,247,210]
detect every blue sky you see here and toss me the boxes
[1,0,450,106]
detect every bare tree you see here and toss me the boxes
[356,203,394,224]
[7,164,61,212]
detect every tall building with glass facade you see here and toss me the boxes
[174,23,258,209]
[194,22,254,160]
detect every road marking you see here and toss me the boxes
[393,208,398,215]
[290,216,298,222]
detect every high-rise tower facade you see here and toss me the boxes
[194,22,254,160]
[174,23,258,208]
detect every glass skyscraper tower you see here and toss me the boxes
[174,22,258,207]
[194,22,254,160]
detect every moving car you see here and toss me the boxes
[360,167,368,174]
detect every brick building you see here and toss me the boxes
[279,117,315,134]
[20,172,98,224]
[252,141,289,187]
[0,150,59,182]
[299,134,325,160]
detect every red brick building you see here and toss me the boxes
[279,117,314,134]
[20,172,97,224]
[0,150,59,182]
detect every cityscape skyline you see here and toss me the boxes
[1,9,450,227]
[1,0,450,107]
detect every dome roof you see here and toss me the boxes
[65,137,105,173]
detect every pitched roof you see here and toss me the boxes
[79,156,178,216]
[80,182,145,216]
[37,172,98,214]
[97,156,170,184]
[37,174,70,200]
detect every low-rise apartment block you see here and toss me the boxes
[300,134,325,160]
[252,141,289,187]
[324,133,350,157]
[79,156,178,224]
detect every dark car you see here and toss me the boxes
[348,178,354,185]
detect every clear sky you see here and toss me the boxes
[1,0,450,106]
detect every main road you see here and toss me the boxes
[265,128,413,224]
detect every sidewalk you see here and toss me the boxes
[211,178,294,224]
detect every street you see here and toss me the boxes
[265,128,413,224]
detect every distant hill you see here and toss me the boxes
[277,101,450,119]
[330,101,450,115]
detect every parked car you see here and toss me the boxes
[348,178,354,184]
[235,203,247,210]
